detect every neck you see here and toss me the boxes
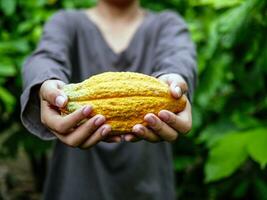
[96,1,140,22]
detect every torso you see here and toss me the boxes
[43,10,177,200]
[85,8,146,54]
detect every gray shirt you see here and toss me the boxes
[20,9,197,200]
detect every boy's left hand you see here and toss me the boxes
[124,73,192,143]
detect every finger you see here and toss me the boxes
[103,136,122,143]
[56,114,107,147]
[169,80,188,98]
[57,81,66,89]
[144,114,179,142]
[124,134,141,142]
[158,101,192,134]
[159,74,188,98]
[80,124,112,149]
[170,83,183,98]
[45,106,93,135]
[41,99,60,119]
[42,99,94,134]
[132,124,161,143]
[158,74,169,83]
[40,99,64,128]
[40,80,68,108]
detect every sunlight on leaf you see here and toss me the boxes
[0,0,16,16]
[0,62,16,76]
[205,128,267,182]
[205,132,248,183]
[247,129,267,169]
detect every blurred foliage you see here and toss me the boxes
[0,0,266,199]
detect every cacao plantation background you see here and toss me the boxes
[0,0,267,199]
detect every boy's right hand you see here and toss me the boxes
[39,79,121,148]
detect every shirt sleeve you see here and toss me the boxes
[151,11,197,101]
[20,10,74,140]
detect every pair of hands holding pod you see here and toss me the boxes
[39,73,192,149]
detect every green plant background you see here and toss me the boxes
[0,0,267,199]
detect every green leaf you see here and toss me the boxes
[254,178,267,200]
[196,53,232,109]
[0,40,30,54]
[205,128,267,182]
[197,119,236,147]
[17,21,35,34]
[192,105,203,131]
[0,86,16,113]
[231,112,261,129]
[174,156,195,171]
[0,0,16,16]
[189,0,243,9]
[0,62,16,76]
[205,132,248,183]
[247,128,267,169]
[233,180,249,199]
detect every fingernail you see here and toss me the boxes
[125,135,131,142]
[101,126,111,137]
[115,137,121,143]
[175,87,182,97]
[146,116,156,126]
[55,96,66,107]
[82,106,92,116]
[137,127,144,135]
[62,94,68,100]
[95,116,105,126]
[133,125,142,134]
[160,112,170,122]
[125,135,136,142]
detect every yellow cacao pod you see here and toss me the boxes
[61,72,187,134]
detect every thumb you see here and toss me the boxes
[39,80,68,108]
[158,74,188,99]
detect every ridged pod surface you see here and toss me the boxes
[61,72,187,134]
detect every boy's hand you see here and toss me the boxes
[123,73,192,142]
[39,79,121,148]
